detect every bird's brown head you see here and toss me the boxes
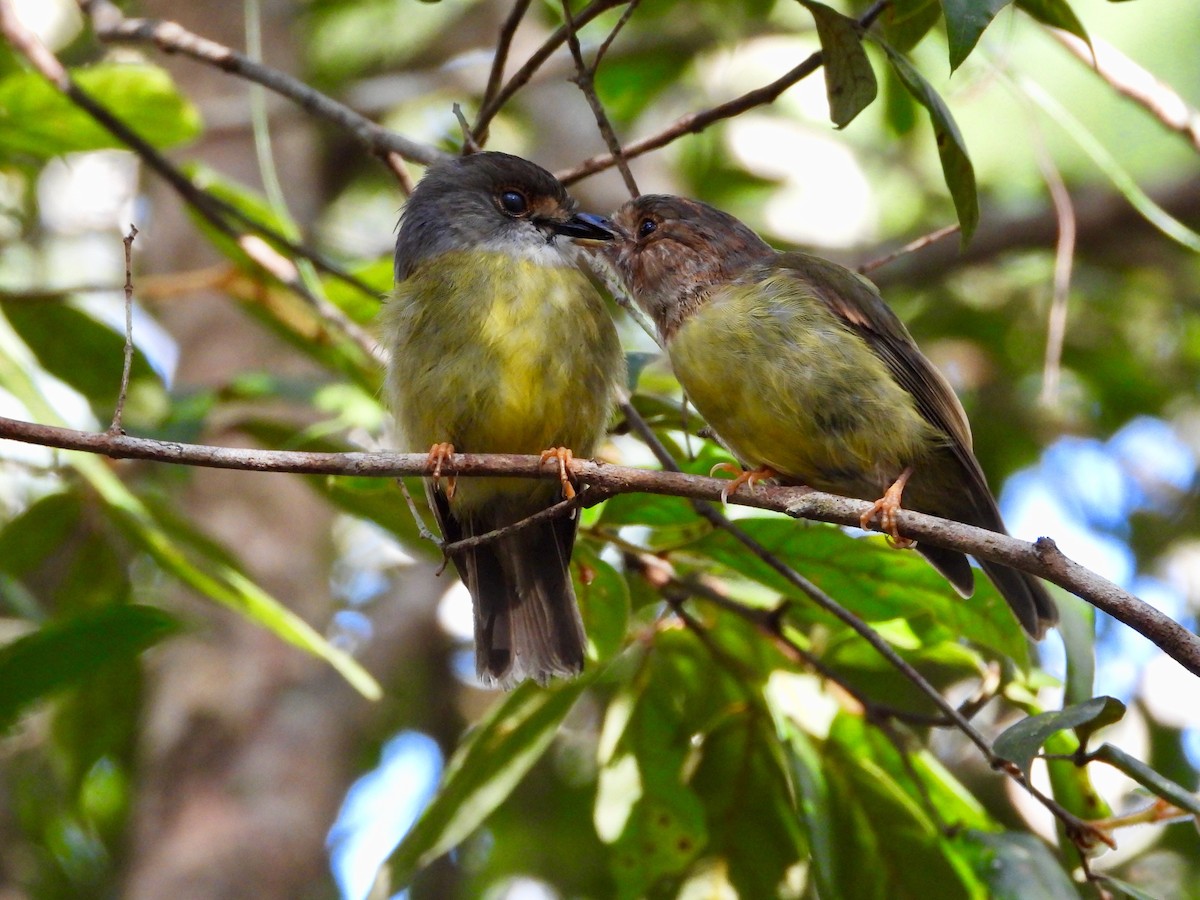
[595,195,774,340]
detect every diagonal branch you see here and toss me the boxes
[3,0,382,359]
[560,0,640,197]
[1050,28,1200,156]
[556,0,888,184]
[478,0,535,135]
[77,0,447,170]
[471,0,628,141]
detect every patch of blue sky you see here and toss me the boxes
[328,731,443,900]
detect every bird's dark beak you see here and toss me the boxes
[551,212,617,242]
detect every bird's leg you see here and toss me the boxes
[426,442,457,501]
[540,447,577,500]
[861,466,916,549]
[710,462,778,504]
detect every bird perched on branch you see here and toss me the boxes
[594,194,1056,638]
[383,152,624,686]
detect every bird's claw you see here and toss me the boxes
[711,462,777,504]
[540,447,577,500]
[860,467,915,549]
[427,442,457,501]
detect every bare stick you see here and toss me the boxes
[472,0,627,141]
[1050,28,1200,155]
[561,0,639,197]
[479,0,535,134]
[557,0,888,184]
[109,224,139,434]
[0,413,1198,678]
[857,224,960,275]
[77,0,447,169]
[1034,128,1077,407]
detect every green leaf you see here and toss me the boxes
[388,677,591,888]
[2,300,161,420]
[0,605,179,731]
[994,697,1127,779]
[823,715,987,898]
[1057,594,1096,706]
[882,61,919,135]
[686,519,1030,666]
[691,711,805,898]
[876,40,979,242]
[781,723,841,900]
[881,0,942,52]
[1013,0,1089,42]
[964,831,1077,899]
[1091,743,1200,816]
[0,63,201,160]
[573,542,631,663]
[941,0,1015,71]
[0,491,83,581]
[611,791,707,900]
[800,1,878,128]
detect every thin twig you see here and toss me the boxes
[441,487,599,556]
[1033,124,1077,408]
[397,478,440,546]
[560,0,639,197]
[593,0,639,69]
[1050,28,1200,155]
[478,0,535,136]
[453,103,483,154]
[857,224,960,275]
[471,0,627,141]
[7,2,381,360]
[557,0,888,184]
[77,0,447,169]
[109,224,139,435]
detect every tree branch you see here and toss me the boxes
[77,0,448,169]
[471,0,628,142]
[5,0,383,362]
[1,413,1196,680]
[1051,28,1200,156]
[556,0,888,185]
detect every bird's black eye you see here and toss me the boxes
[637,217,657,238]
[499,190,529,215]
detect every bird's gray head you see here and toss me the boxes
[394,151,615,281]
[594,195,775,340]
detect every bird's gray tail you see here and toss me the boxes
[458,515,586,688]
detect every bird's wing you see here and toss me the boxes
[774,252,972,447]
[773,251,985,486]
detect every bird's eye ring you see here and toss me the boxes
[637,217,657,238]
[499,190,529,216]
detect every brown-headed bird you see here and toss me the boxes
[383,153,624,686]
[595,195,1056,638]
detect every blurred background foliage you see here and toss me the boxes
[0,0,1198,897]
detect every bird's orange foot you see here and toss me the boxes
[860,466,915,549]
[426,442,457,501]
[540,447,577,500]
[710,462,778,504]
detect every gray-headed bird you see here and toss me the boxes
[384,152,625,685]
